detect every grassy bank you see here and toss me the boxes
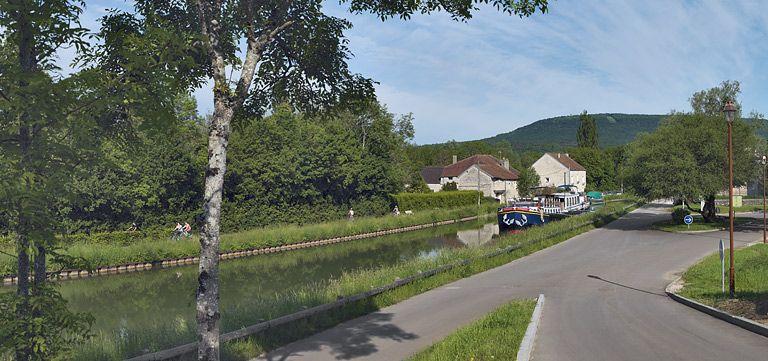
[0,204,497,275]
[653,215,752,232]
[409,299,536,361]
[679,243,768,324]
[72,199,638,361]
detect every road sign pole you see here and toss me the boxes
[719,239,725,295]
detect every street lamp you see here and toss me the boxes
[762,155,767,244]
[723,100,737,298]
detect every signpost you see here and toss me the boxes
[719,239,725,295]
[683,215,693,230]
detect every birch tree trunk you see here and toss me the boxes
[196,102,233,360]
[194,2,293,358]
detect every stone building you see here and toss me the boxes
[419,155,520,203]
[531,152,587,193]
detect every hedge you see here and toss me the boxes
[392,191,486,211]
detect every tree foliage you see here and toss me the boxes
[516,166,539,197]
[626,113,759,221]
[441,182,458,191]
[576,110,598,148]
[224,103,411,229]
[690,80,741,116]
[568,147,625,191]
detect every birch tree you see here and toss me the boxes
[107,1,550,359]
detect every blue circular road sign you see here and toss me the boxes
[683,215,693,225]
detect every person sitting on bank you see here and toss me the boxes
[183,222,192,237]
[393,205,400,216]
[347,208,355,220]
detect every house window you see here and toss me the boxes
[545,177,550,183]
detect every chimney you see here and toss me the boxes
[452,155,457,164]
[565,153,569,158]
[502,158,510,170]
[557,153,560,158]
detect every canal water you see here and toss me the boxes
[25,219,498,359]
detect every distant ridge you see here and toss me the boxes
[483,113,664,151]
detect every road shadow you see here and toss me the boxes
[587,274,666,297]
[261,311,418,360]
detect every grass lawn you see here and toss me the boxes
[652,215,752,232]
[680,244,768,325]
[408,299,536,361]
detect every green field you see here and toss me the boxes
[409,299,536,361]
[680,244,768,323]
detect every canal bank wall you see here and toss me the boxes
[2,214,488,285]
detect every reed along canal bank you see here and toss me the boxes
[0,219,500,360]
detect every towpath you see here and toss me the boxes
[257,205,768,361]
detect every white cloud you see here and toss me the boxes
[332,0,768,143]
[54,1,768,143]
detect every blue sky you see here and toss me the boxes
[69,1,768,144]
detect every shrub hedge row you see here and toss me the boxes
[392,191,486,211]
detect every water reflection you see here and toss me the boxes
[33,220,498,342]
[456,223,499,246]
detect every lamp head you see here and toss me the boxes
[723,101,737,123]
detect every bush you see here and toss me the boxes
[671,206,691,224]
[441,182,458,191]
[392,191,483,211]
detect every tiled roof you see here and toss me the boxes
[420,166,443,184]
[546,153,586,171]
[441,155,519,180]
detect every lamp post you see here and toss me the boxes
[763,155,767,244]
[723,101,737,298]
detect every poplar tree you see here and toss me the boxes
[577,110,598,148]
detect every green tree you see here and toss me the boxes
[442,182,458,191]
[576,110,598,148]
[625,113,758,222]
[105,1,550,358]
[690,80,741,116]
[569,147,616,191]
[0,1,188,358]
[516,166,540,197]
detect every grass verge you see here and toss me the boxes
[0,205,496,275]
[408,299,536,361]
[679,243,768,325]
[652,215,752,232]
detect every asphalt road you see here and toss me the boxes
[256,205,768,361]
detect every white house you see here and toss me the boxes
[531,152,587,193]
[420,155,520,203]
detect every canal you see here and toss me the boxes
[32,219,499,359]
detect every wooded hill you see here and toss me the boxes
[482,113,664,151]
[418,112,768,154]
